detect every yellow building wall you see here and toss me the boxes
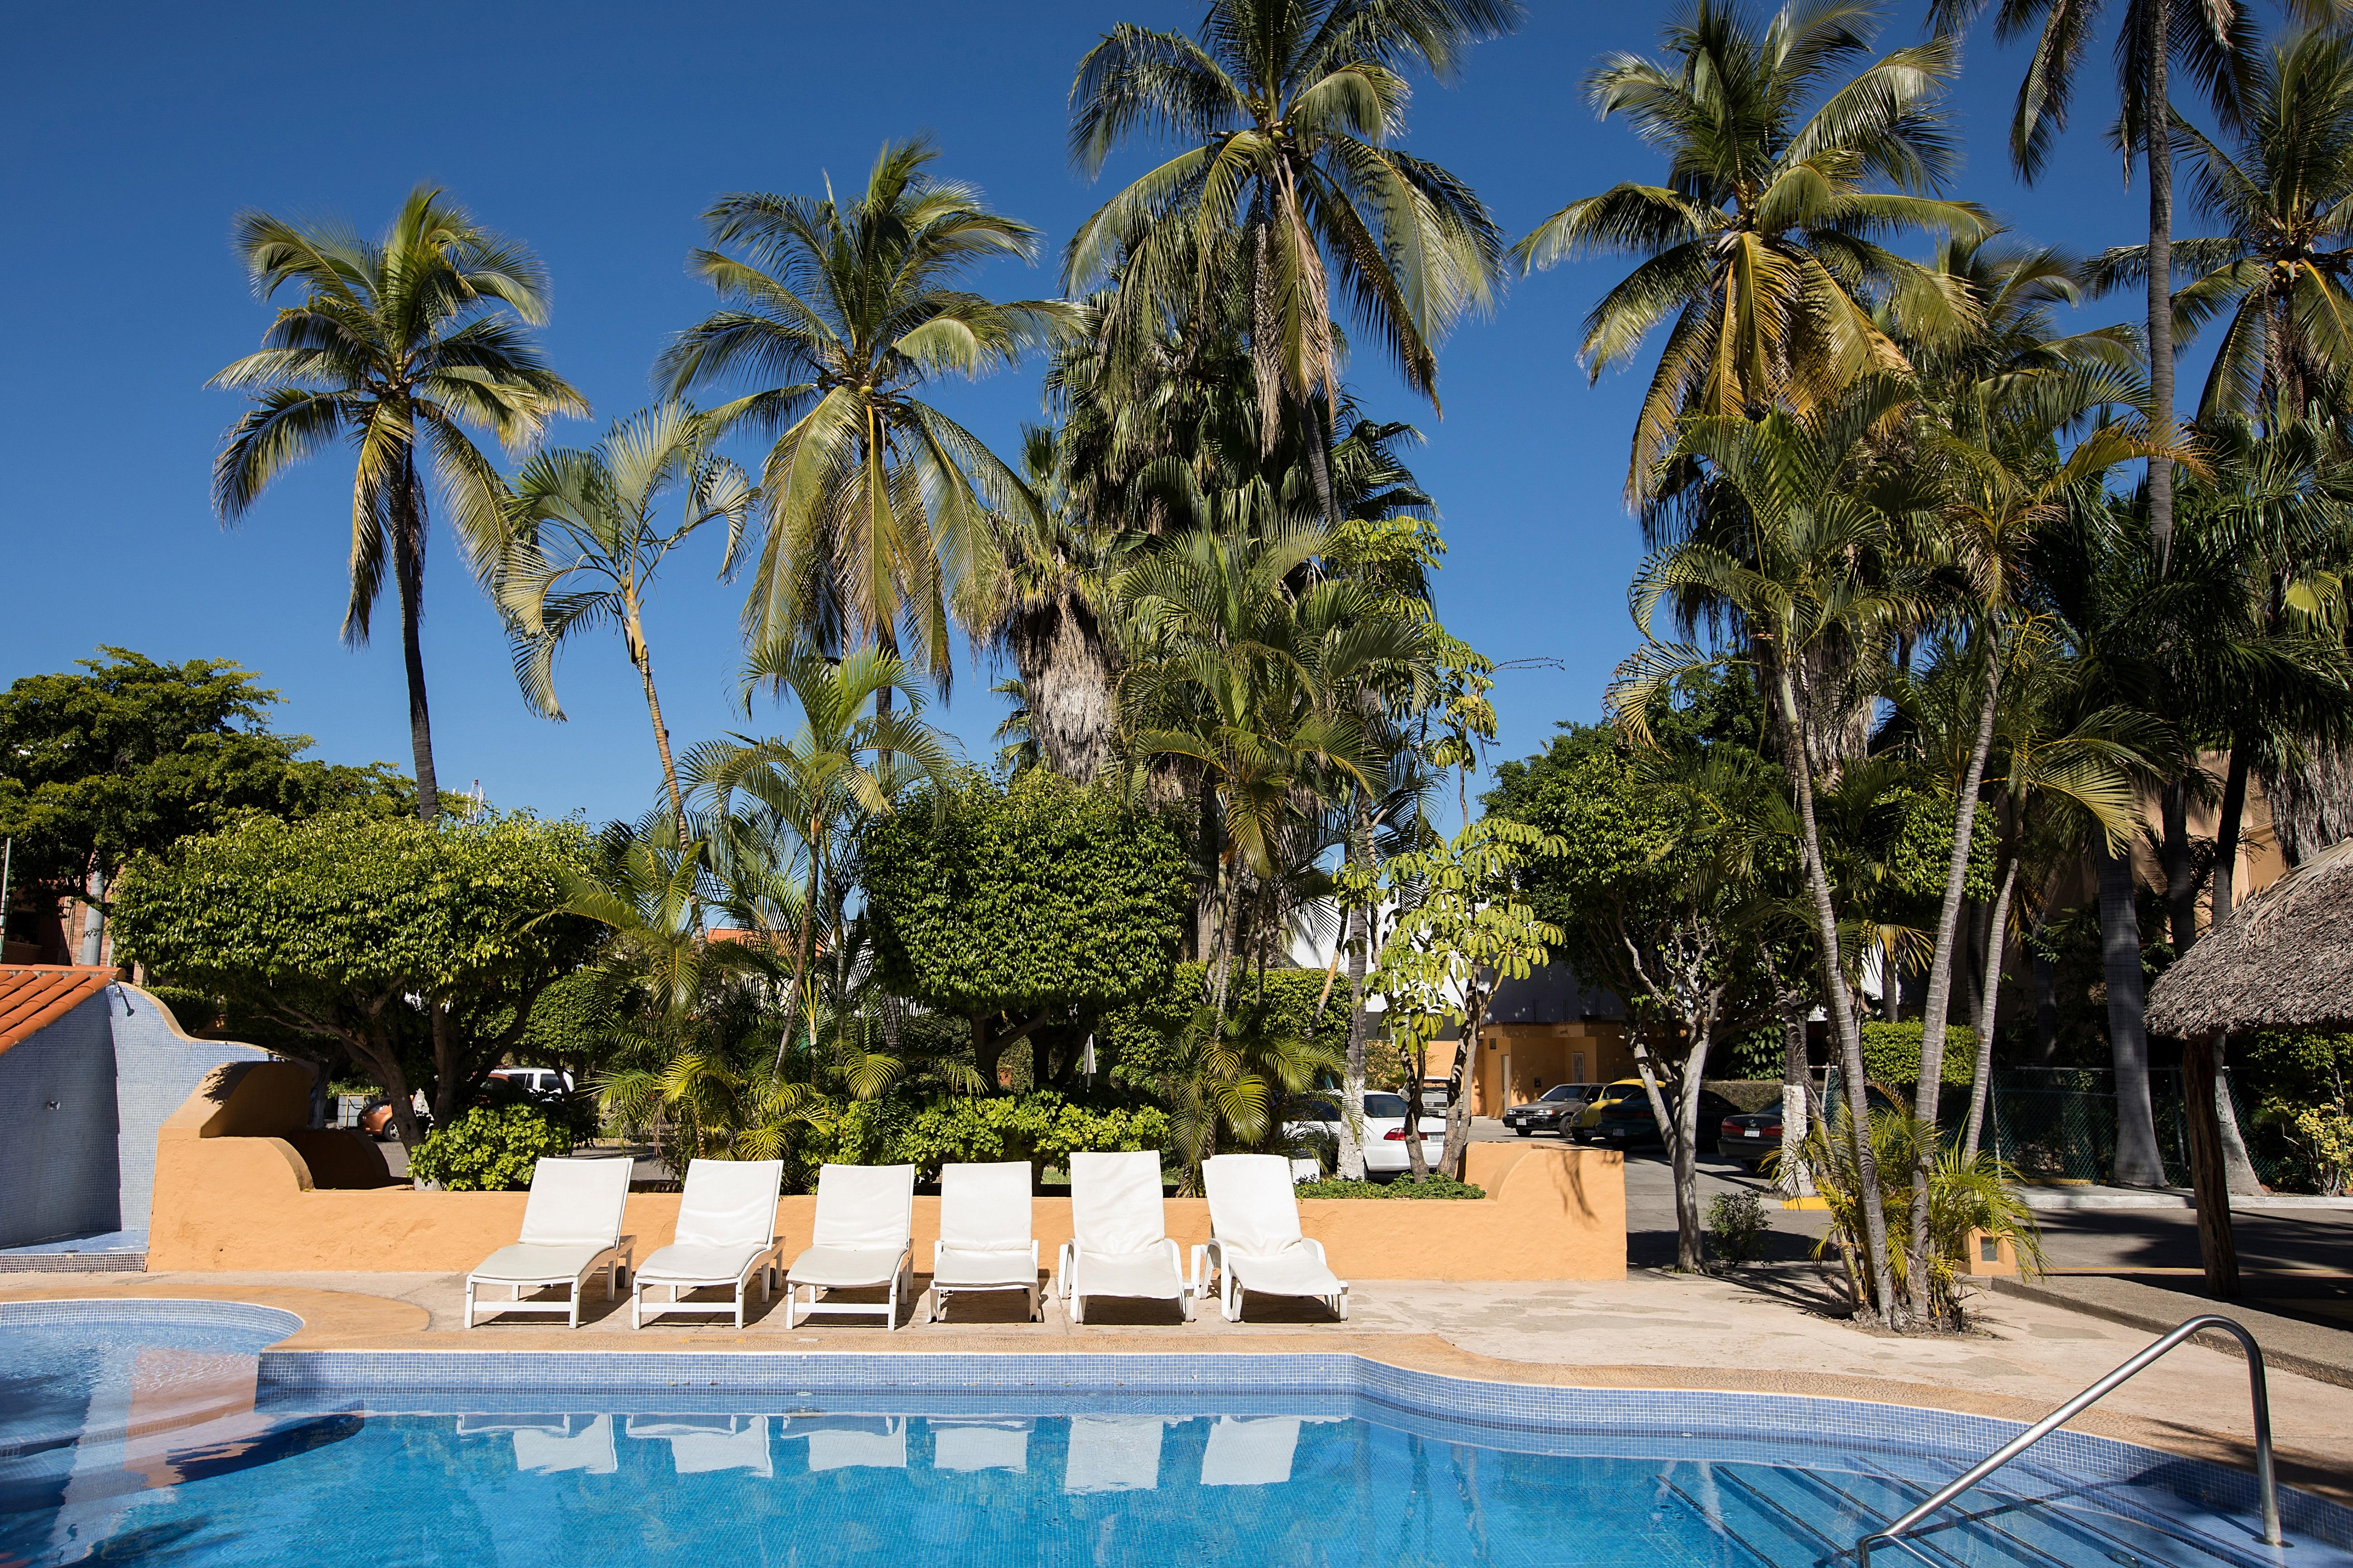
[1470,1023,1633,1114]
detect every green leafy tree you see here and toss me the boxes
[659,138,1071,672]
[209,186,586,821]
[1370,818,1564,1183]
[0,650,410,958]
[863,771,1191,1086]
[406,1103,575,1192]
[110,811,600,1147]
[495,401,755,841]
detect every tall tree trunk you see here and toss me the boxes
[2183,1030,2242,1298]
[2146,0,2177,564]
[633,633,690,847]
[2094,835,2167,1186]
[1010,599,1117,782]
[1963,855,2022,1159]
[1912,645,2001,1312]
[1440,998,1482,1179]
[1338,806,1372,1181]
[1673,1015,1715,1272]
[394,470,440,823]
[2205,745,2266,1196]
[2032,896,2061,1063]
[872,627,903,1055]
[77,864,107,967]
[1778,666,1898,1323]
[2161,781,2198,950]
[1762,944,1814,1196]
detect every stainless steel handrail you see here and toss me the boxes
[1855,1314,2282,1567]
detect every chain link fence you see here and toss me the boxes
[1988,1066,2285,1188]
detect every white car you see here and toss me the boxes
[1286,1092,1448,1177]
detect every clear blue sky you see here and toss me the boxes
[0,0,2200,829]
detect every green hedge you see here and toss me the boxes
[1096,962,1351,1094]
[406,1104,575,1191]
[1859,1021,1977,1088]
[799,1090,1172,1185]
[1296,1176,1485,1200]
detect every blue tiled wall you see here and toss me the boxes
[0,994,119,1246]
[108,984,271,1236]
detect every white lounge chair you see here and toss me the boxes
[782,1163,916,1330]
[1057,1150,1191,1323]
[929,1161,1039,1321]
[630,1158,784,1329]
[1193,1153,1349,1321]
[464,1156,634,1328]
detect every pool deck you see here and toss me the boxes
[5,1265,2347,1504]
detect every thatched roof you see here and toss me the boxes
[2146,837,2353,1037]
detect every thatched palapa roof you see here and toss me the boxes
[2146,837,2353,1037]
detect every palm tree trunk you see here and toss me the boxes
[1911,642,2001,1311]
[1762,943,1814,1196]
[2146,0,2177,564]
[2094,835,2168,1186]
[2184,1029,2242,1298]
[1778,665,1898,1323]
[2161,781,2198,948]
[1339,804,1372,1180]
[394,466,440,822]
[632,631,689,847]
[2206,743,2266,1196]
[1962,855,2021,1159]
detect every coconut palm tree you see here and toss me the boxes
[990,424,1126,782]
[1065,0,1512,522]
[1613,381,1933,1324]
[495,401,754,841]
[659,138,1072,679]
[686,646,956,1068]
[2088,29,2353,423]
[1926,0,2257,561]
[210,186,586,821]
[1514,0,1986,499]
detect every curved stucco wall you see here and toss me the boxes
[147,1072,1625,1279]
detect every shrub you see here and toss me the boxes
[406,1104,575,1192]
[791,1090,1173,1187]
[1295,1176,1485,1200]
[1097,962,1351,1095]
[1705,1190,1768,1264]
[1858,1021,1976,1088]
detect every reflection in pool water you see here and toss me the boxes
[0,1305,2343,1568]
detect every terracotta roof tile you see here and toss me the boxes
[0,966,117,1055]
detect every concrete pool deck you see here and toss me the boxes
[5,1264,2348,1505]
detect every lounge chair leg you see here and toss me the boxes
[568,1284,580,1330]
[465,1282,476,1329]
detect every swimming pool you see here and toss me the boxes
[4,1302,2343,1568]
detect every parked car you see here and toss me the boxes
[1286,1092,1448,1177]
[1566,1078,1654,1141]
[1588,1088,1743,1153]
[1722,1084,1903,1168]
[1502,1083,1600,1136]
[488,1066,574,1096]
[360,1095,431,1141]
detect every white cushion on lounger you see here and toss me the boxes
[634,1243,771,1286]
[470,1242,614,1285]
[786,1244,907,1287]
[1074,1247,1186,1299]
[1069,1150,1165,1254]
[516,1158,633,1246]
[810,1163,915,1249]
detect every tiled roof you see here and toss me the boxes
[0,965,116,1055]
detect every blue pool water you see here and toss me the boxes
[1,1303,2342,1568]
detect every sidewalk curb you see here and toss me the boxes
[2019,1191,2353,1212]
[1988,1275,2353,1391]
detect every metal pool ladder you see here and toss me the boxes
[1855,1314,2283,1567]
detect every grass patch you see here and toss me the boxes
[1296,1175,1486,1200]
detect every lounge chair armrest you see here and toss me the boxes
[1189,1242,1208,1299]
[1056,1240,1074,1298]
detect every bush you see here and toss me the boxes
[406,1104,575,1191]
[1859,1021,1976,1088]
[1097,962,1350,1094]
[1295,1176,1485,1200]
[795,1090,1174,1187]
[1706,1190,1768,1264]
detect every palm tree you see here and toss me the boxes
[1928,0,2255,561]
[1613,382,1932,1324]
[659,138,1072,678]
[2086,30,2353,423]
[495,401,754,841]
[1514,0,1985,499]
[990,424,1125,782]
[1065,0,1512,522]
[210,186,586,822]
[686,646,956,1068]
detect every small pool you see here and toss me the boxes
[2,1303,2342,1568]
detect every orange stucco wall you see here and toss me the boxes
[147,1066,1626,1280]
